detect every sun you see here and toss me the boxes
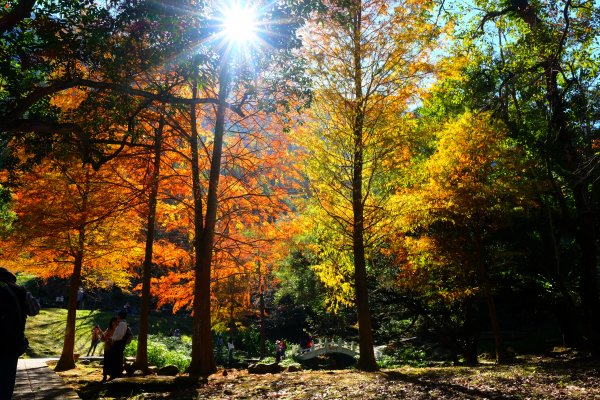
[221,3,258,44]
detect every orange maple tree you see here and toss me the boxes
[0,151,144,370]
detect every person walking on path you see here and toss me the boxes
[280,338,287,360]
[0,267,40,400]
[76,288,85,309]
[87,324,103,357]
[275,340,282,363]
[227,338,235,366]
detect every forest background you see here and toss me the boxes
[0,0,599,377]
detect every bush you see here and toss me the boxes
[378,344,428,368]
[124,334,191,372]
[259,355,299,368]
[237,329,261,356]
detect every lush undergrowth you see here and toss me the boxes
[124,335,192,371]
[25,307,434,369]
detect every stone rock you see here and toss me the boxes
[156,365,180,376]
[287,364,302,373]
[248,363,284,374]
[124,364,136,376]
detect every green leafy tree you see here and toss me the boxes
[297,0,439,371]
[444,0,600,354]
[0,1,204,167]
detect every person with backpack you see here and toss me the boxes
[0,267,40,400]
[104,310,131,380]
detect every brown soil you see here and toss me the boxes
[56,353,600,399]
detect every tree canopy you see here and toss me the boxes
[1,0,599,374]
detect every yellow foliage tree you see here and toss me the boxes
[391,111,533,363]
[297,0,439,371]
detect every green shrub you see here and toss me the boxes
[378,344,428,368]
[259,356,299,367]
[124,334,191,372]
[237,329,261,357]
[377,354,403,368]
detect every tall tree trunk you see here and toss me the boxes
[257,261,266,359]
[514,0,600,356]
[55,234,85,371]
[575,208,600,354]
[189,68,207,377]
[189,61,229,377]
[351,0,378,372]
[541,198,584,346]
[134,114,165,372]
[552,74,599,354]
[259,290,266,359]
[461,300,480,366]
[473,234,505,363]
[544,41,600,356]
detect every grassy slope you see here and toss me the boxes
[25,309,106,357]
[25,308,193,358]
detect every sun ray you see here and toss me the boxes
[222,3,258,44]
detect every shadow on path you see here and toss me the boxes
[15,358,80,400]
[382,370,519,400]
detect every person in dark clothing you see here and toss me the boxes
[101,317,118,382]
[275,340,282,363]
[0,267,40,400]
[280,338,287,359]
[103,310,128,381]
[77,288,85,309]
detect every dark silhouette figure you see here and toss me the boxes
[0,267,40,400]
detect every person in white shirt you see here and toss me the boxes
[111,311,128,342]
[227,338,235,366]
[104,310,128,381]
